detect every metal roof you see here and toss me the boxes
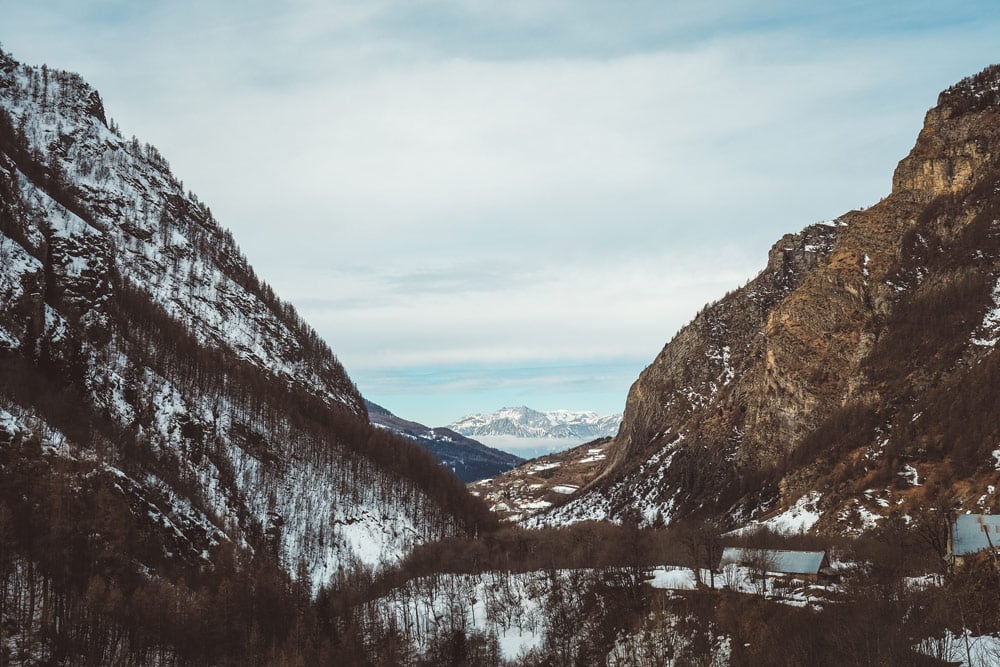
[951,514,1000,556]
[721,547,826,575]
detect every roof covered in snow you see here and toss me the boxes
[951,514,1000,556]
[720,547,827,575]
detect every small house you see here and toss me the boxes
[720,547,831,583]
[948,514,1000,567]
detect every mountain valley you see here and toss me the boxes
[4,43,1000,666]
[367,400,523,482]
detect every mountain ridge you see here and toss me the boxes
[534,62,1000,532]
[366,400,523,482]
[449,405,622,440]
[0,48,492,596]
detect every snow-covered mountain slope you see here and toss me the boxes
[366,400,523,482]
[470,437,613,522]
[449,406,621,440]
[0,49,492,591]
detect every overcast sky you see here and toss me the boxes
[3,1,998,428]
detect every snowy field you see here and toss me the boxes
[917,631,1000,666]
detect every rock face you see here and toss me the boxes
[541,64,1000,530]
[0,49,490,590]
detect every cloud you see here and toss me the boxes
[4,1,1000,423]
[284,246,759,378]
[359,360,640,427]
[78,41,898,287]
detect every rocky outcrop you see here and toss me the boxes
[541,63,1000,530]
[894,65,1000,201]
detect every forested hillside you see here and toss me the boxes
[0,48,494,663]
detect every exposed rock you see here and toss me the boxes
[540,63,1000,532]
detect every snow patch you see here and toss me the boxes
[898,464,921,487]
[972,276,1000,346]
[646,567,698,590]
[731,491,822,535]
[917,630,1000,666]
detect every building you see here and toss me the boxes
[719,547,831,583]
[948,513,1000,566]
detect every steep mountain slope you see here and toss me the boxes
[450,405,621,440]
[539,64,1000,531]
[366,400,523,482]
[470,437,612,521]
[0,49,491,596]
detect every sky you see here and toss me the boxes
[2,1,999,429]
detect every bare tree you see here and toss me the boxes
[911,502,953,573]
[742,547,776,597]
[679,520,723,588]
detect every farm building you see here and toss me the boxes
[948,514,1000,566]
[719,547,831,583]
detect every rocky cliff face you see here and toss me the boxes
[540,64,1000,531]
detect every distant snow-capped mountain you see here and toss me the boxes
[366,401,523,482]
[449,406,621,440]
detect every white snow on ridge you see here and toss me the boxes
[898,464,920,487]
[0,226,43,352]
[530,441,681,529]
[762,491,823,533]
[729,491,823,536]
[0,56,452,588]
[1,59,363,415]
[450,406,621,440]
